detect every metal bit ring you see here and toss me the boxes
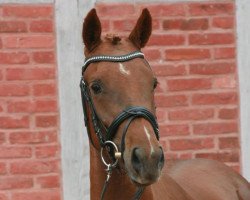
[101,141,120,168]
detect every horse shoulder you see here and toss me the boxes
[163,159,250,200]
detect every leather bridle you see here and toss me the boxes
[80,51,160,200]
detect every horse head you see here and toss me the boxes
[81,8,164,186]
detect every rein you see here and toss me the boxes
[80,51,160,200]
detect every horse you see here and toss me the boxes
[80,8,250,200]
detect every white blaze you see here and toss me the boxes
[119,63,130,75]
[144,126,154,155]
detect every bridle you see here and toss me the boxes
[80,51,160,200]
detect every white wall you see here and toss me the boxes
[236,0,250,181]
[55,0,95,200]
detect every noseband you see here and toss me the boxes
[80,51,160,200]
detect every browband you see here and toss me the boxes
[82,51,144,73]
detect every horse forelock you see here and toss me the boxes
[105,33,122,45]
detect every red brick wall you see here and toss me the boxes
[0,4,61,200]
[96,1,240,171]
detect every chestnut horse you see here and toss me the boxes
[80,8,250,200]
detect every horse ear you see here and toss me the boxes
[82,9,102,51]
[129,8,152,49]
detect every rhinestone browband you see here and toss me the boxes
[82,51,144,73]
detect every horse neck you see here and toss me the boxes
[89,145,154,200]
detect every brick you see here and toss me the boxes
[0,147,32,158]
[193,122,238,135]
[6,68,55,81]
[189,3,234,16]
[0,177,33,190]
[146,4,186,16]
[113,18,160,31]
[30,20,53,32]
[0,21,27,33]
[101,20,110,32]
[212,16,234,29]
[189,33,235,45]
[0,163,7,175]
[214,47,235,59]
[219,137,240,149]
[192,92,237,105]
[219,137,239,149]
[213,76,236,89]
[35,115,57,128]
[0,194,8,200]
[195,151,239,162]
[148,34,185,46]
[144,49,161,61]
[7,100,35,113]
[0,52,29,64]
[33,83,56,96]
[35,100,57,112]
[165,49,210,61]
[10,160,58,174]
[97,3,135,17]
[0,39,2,49]
[3,5,53,18]
[32,51,55,63]
[156,109,167,123]
[0,84,29,96]
[36,175,60,188]
[7,99,57,113]
[167,78,212,91]
[190,62,235,75]
[155,94,188,107]
[170,138,214,151]
[112,19,136,32]
[0,70,3,80]
[219,108,237,119]
[163,18,208,30]
[12,191,61,200]
[4,36,54,49]
[0,133,5,144]
[169,108,214,121]
[153,65,187,76]
[9,131,57,144]
[35,145,59,158]
[160,124,190,137]
[0,116,29,129]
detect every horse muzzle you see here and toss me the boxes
[125,146,165,186]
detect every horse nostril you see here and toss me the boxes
[131,148,143,174]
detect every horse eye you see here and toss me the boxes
[90,83,102,94]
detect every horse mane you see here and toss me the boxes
[105,34,121,45]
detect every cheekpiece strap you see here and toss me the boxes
[82,51,144,73]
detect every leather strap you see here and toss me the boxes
[107,106,159,142]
